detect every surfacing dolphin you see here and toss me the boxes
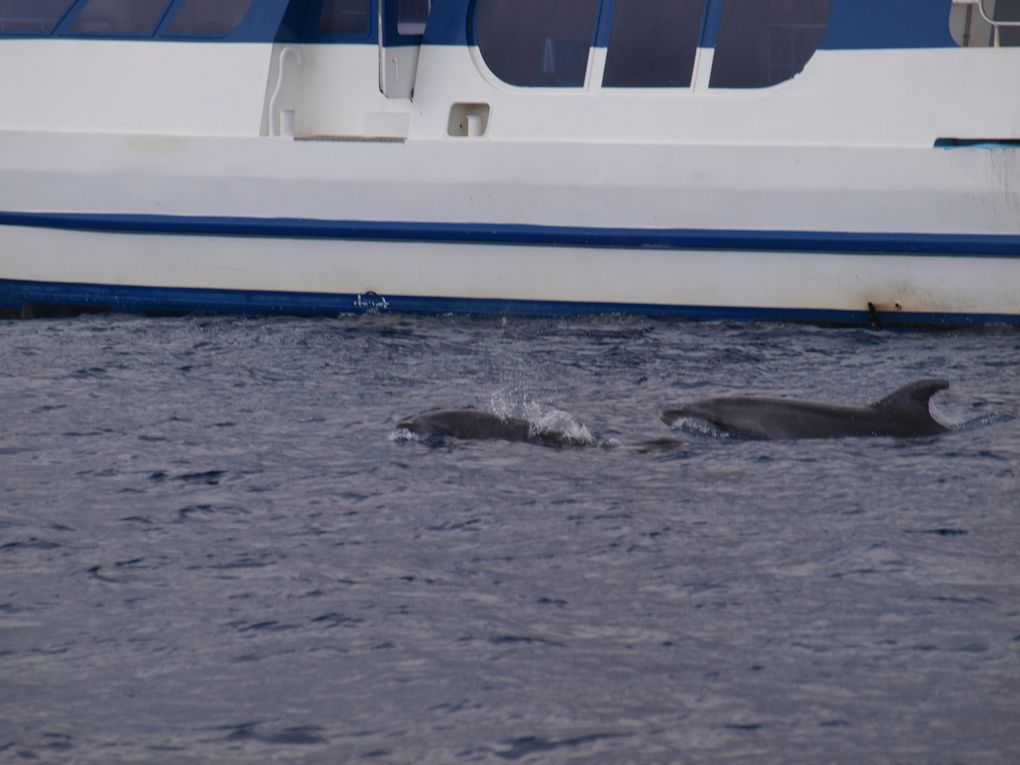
[396,410,594,447]
[661,379,950,440]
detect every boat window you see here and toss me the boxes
[67,0,171,36]
[164,0,252,38]
[397,0,429,36]
[603,0,705,88]
[0,0,76,34]
[710,0,829,88]
[318,0,370,35]
[985,0,1020,19]
[474,0,601,87]
[986,0,1020,44]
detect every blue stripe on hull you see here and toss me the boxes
[2,211,1019,257]
[2,279,1017,326]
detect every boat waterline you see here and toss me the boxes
[3,223,1018,324]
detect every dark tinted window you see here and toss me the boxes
[710,0,829,88]
[0,0,75,33]
[165,0,252,37]
[475,0,600,87]
[318,0,369,35]
[68,0,171,36]
[603,0,705,88]
[397,0,429,36]
[990,0,1020,43]
[985,0,1020,21]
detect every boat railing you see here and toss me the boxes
[960,0,1020,46]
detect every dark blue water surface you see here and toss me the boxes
[1,314,1018,764]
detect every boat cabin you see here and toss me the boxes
[0,0,1017,144]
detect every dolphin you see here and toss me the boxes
[396,410,593,447]
[661,379,950,440]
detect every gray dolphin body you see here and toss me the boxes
[661,379,950,440]
[397,410,591,447]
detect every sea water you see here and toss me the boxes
[1,314,1018,764]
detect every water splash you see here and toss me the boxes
[522,399,597,446]
[388,428,424,443]
[666,415,733,439]
[489,390,516,419]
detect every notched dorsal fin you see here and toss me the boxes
[872,379,949,413]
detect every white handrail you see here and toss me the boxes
[268,46,303,137]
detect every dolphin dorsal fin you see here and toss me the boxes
[872,379,949,414]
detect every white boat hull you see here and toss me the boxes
[3,219,1018,323]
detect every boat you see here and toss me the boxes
[1,0,1018,325]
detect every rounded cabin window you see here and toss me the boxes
[710,0,830,88]
[474,0,601,87]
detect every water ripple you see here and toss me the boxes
[1,314,1018,764]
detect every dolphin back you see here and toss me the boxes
[872,378,948,409]
[662,398,856,440]
[661,378,951,440]
[873,381,950,434]
[397,409,592,447]
[398,410,530,441]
